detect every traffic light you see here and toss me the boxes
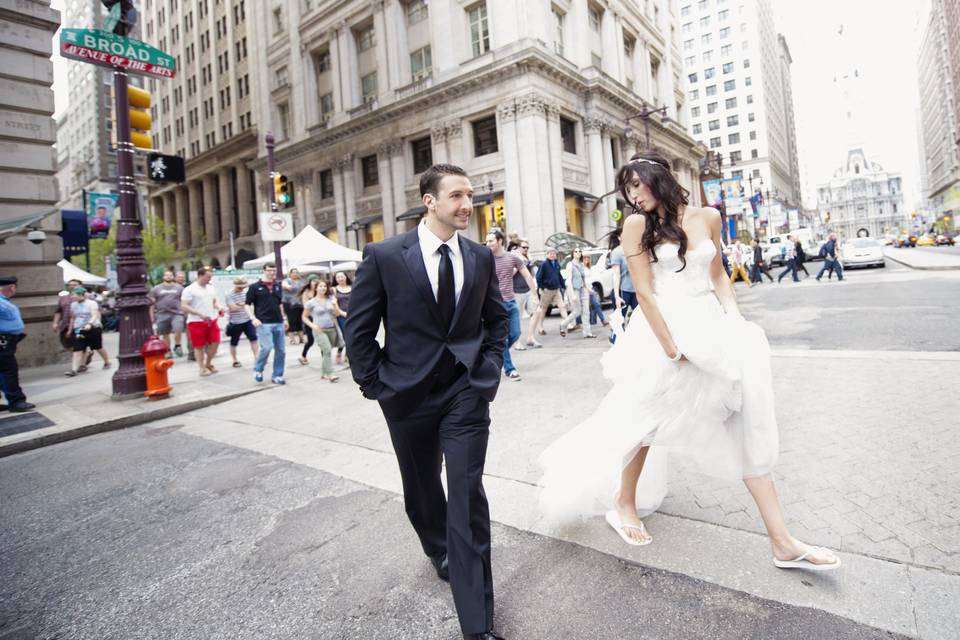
[273,173,293,208]
[127,85,152,150]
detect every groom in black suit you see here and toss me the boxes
[345,164,509,640]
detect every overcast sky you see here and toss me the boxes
[772,0,930,210]
[51,0,932,210]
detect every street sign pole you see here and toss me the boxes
[265,132,283,281]
[110,68,152,397]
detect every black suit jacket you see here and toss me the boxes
[345,228,510,420]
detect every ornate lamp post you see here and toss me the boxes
[625,103,669,150]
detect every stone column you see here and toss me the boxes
[202,174,219,244]
[389,142,406,237]
[445,119,463,165]
[514,93,551,243]
[378,139,401,239]
[602,131,617,231]
[625,134,639,161]
[372,0,390,95]
[334,154,355,246]
[327,25,344,115]
[187,180,203,247]
[174,186,189,249]
[218,167,235,242]
[337,21,360,110]
[385,0,407,88]
[497,101,523,238]
[236,163,254,237]
[546,102,567,238]
[431,124,448,163]
[585,115,607,242]
[637,43,652,103]
[601,7,620,78]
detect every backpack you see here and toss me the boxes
[818,244,828,259]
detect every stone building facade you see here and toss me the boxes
[816,148,906,240]
[1,0,63,366]
[243,0,703,254]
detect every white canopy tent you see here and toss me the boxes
[58,259,107,286]
[242,225,363,270]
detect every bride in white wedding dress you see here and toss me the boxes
[539,153,840,570]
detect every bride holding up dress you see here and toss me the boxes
[538,153,840,571]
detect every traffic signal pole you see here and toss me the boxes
[265,131,283,280]
[111,68,152,397]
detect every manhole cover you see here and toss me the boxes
[0,411,55,438]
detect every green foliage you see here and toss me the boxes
[71,214,185,283]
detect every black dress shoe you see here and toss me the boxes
[8,402,35,413]
[463,632,505,640]
[429,553,449,582]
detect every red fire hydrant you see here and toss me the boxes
[141,335,173,399]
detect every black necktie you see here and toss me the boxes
[437,244,455,329]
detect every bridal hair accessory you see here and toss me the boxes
[633,158,665,168]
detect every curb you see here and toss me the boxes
[0,386,272,458]
[883,252,960,271]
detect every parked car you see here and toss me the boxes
[917,234,936,246]
[841,237,885,269]
[935,234,955,246]
[763,229,820,266]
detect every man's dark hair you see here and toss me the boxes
[196,266,209,276]
[263,262,276,270]
[420,163,468,198]
[487,229,505,246]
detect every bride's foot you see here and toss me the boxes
[612,493,652,544]
[771,536,840,569]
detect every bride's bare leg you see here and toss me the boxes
[744,475,838,565]
[613,446,653,543]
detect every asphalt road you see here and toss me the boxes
[0,426,905,640]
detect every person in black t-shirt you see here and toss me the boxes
[244,263,288,384]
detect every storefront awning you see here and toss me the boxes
[564,188,600,202]
[396,205,427,221]
[352,214,382,227]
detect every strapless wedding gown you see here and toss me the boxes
[538,239,779,522]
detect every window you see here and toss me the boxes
[320,93,333,120]
[721,44,732,56]
[362,71,378,103]
[747,94,753,104]
[731,169,742,179]
[681,4,691,17]
[698,0,708,8]
[407,0,428,24]
[727,115,738,126]
[410,45,432,80]
[706,84,717,96]
[701,33,712,44]
[743,58,750,68]
[468,3,490,57]
[272,6,283,33]
[723,79,735,91]
[320,169,334,198]
[749,130,756,140]
[688,72,698,83]
[358,25,375,51]
[589,6,601,32]
[315,49,331,72]
[411,136,433,173]
[710,137,721,148]
[689,89,699,100]
[722,62,734,74]
[709,119,719,130]
[702,49,713,62]
[752,169,761,178]
[751,149,758,159]
[707,101,717,113]
[745,76,752,86]
[718,9,729,20]
[472,115,498,156]
[729,151,742,162]
[728,133,740,144]
[684,39,694,51]
[700,16,710,27]
[692,123,702,134]
[719,27,730,39]
[554,8,565,56]
[560,116,577,154]
[704,67,715,79]
[725,97,737,108]
[684,55,695,66]
[361,154,379,187]
[275,66,288,88]
[683,22,692,34]
[691,106,701,117]
[277,102,290,140]
[748,112,755,122]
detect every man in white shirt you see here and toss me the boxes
[180,266,222,375]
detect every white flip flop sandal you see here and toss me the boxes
[773,547,841,571]
[605,510,652,547]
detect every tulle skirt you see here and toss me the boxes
[538,290,779,523]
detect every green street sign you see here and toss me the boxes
[59,28,176,79]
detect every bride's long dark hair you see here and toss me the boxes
[597,152,690,272]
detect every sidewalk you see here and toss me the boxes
[1,330,340,457]
[884,247,960,270]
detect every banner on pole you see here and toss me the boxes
[87,192,118,239]
[702,179,722,207]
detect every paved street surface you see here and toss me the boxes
[3,259,959,638]
[0,427,903,640]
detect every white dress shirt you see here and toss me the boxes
[418,221,464,304]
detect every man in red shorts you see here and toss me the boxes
[180,266,223,376]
